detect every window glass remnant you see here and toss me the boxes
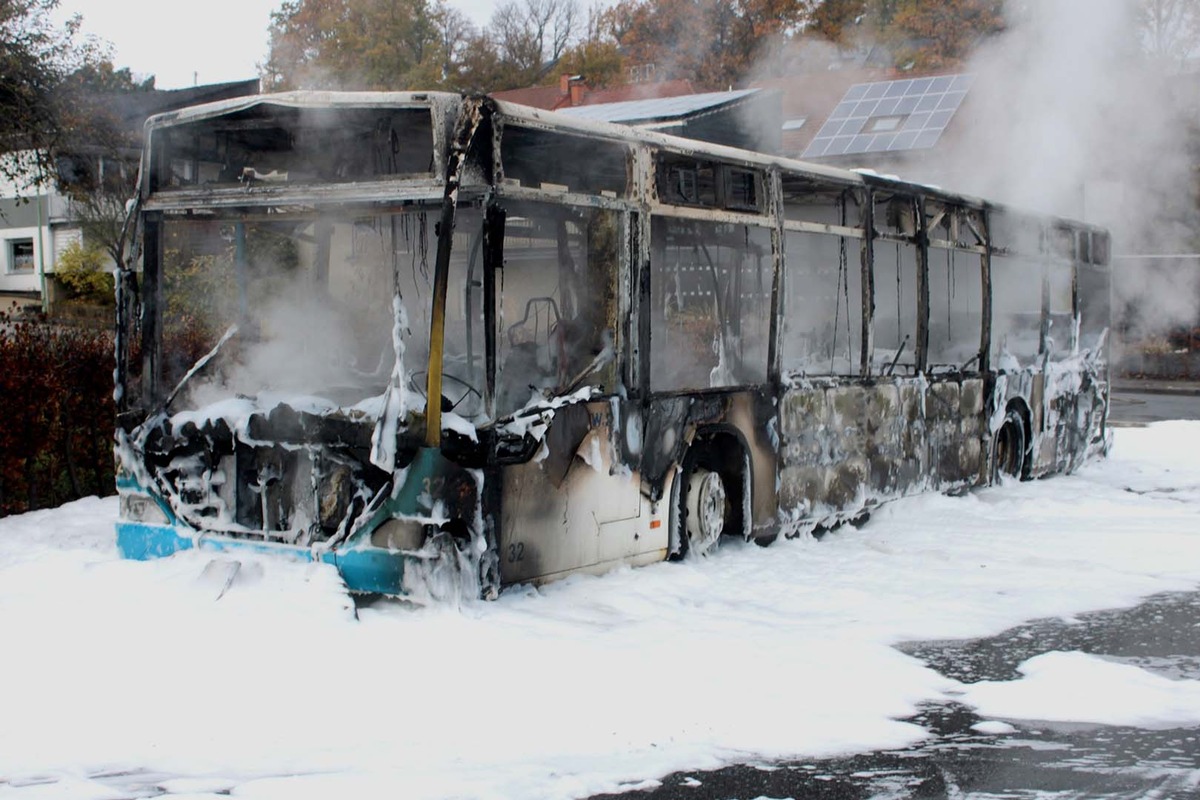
[649,218,771,391]
[927,247,984,370]
[781,230,862,376]
[157,106,435,189]
[1046,257,1075,358]
[495,204,619,415]
[1077,263,1110,353]
[501,126,629,197]
[990,253,1043,365]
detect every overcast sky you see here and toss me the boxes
[54,0,497,90]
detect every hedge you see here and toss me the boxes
[0,305,115,516]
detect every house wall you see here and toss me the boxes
[0,195,53,305]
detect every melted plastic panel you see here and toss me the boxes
[494,203,619,417]
[648,218,772,391]
[781,230,863,376]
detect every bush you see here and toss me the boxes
[0,304,115,516]
[55,241,115,305]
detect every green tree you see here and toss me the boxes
[0,0,96,191]
[262,0,468,90]
[55,240,114,305]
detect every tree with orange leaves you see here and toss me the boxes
[605,0,809,89]
[882,0,1005,69]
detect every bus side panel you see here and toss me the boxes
[498,401,661,585]
[777,377,988,532]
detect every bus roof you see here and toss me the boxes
[141,90,1105,234]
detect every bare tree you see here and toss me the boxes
[490,0,581,83]
[1141,0,1200,65]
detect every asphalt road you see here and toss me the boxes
[1110,391,1200,425]
[590,385,1200,800]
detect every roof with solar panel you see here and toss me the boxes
[801,74,974,160]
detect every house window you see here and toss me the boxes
[782,117,808,131]
[867,116,904,133]
[9,239,34,273]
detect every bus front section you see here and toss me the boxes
[115,93,501,601]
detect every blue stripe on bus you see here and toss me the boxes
[115,522,406,595]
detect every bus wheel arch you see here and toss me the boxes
[670,426,751,560]
[991,399,1031,482]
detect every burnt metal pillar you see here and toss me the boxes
[766,167,784,384]
[861,190,875,378]
[915,197,930,372]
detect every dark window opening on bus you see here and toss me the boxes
[781,178,863,226]
[649,218,771,391]
[155,105,436,189]
[494,203,619,416]
[657,156,718,207]
[725,168,759,211]
[500,126,629,197]
[1078,262,1110,353]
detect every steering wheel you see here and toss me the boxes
[409,371,483,413]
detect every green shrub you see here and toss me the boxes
[56,241,115,305]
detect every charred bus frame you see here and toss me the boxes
[114,92,1112,600]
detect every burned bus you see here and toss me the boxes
[114,92,1112,600]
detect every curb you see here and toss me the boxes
[1112,381,1200,397]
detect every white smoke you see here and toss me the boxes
[899,0,1200,339]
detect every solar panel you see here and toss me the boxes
[802,74,973,160]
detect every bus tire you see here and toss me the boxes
[673,433,746,559]
[991,408,1027,482]
[684,467,726,557]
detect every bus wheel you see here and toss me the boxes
[681,466,727,557]
[992,409,1026,482]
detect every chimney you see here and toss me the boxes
[569,79,585,106]
[560,73,571,94]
